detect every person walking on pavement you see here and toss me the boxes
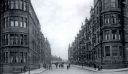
[67,65,69,70]
[55,63,58,69]
[67,64,70,70]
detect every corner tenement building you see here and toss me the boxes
[68,0,128,69]
[0,0,51,74]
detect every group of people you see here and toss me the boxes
[55,63,71,70]
[94,64,102,71]
[55,63,64,69]
[43,64,52,70]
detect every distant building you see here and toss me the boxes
[68,0,128,69]
[51,55,63,64]
[0,0,51,74]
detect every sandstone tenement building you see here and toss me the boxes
[0,0,51,74]
[68,0,128,69]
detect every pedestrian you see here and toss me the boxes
[55,63,58,69]
[59,64,61,68]
[62,64,64,68]
[94,64,96,70]
[48,64,51,70]
[61,64,63,68]
[67,65,69,70]
[100,66,102,71]
[68,64,70,69]
[23,66,27,74]
[98,66,102,71]
[82,64,83,68]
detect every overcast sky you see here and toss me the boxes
[31,0,93,60]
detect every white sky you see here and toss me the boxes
[31,0,93,60]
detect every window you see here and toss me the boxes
[5,34,8,45]
[9,0,27,11]
[104,0,110,9]
[112,46,118,56]
[24,35,28,45]
[10,52,18,63]
[4,18,6,28]
[119,46,123,56]
[15,21,19,27]
[117,14,121,24]
[103,0,116,9]
[4,52,8,63]
[20,34,23,45]
[23,18,27,28]
[111,14,117,24]
[7,17,10,27]
[119,30,121,40]
[2,35,5,45]
[19,17,23,27]
[15,1,19,9]
[20,52,24,63]
[104,30,110,40]
[23,22,27,28]
[101,16,104,26]
[3,17,10,29]
[10,21,14,27]
[23,2,26,11]
[5,2,7,10]
[105,46,110,56]
[112,30,117,40]
[10,34,14,45]
[111,0,116,8]
[10,17,14,27]
[104,15,110,24]
[20,22,23,27]
[20,1,23,9]
[8,17,27,28]
[15,35,18,45]
[11,1,14,9]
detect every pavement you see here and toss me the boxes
[20,67,47,74]
[73,65,128,72]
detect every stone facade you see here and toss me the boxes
[68,0,128,69]
[0,0,51,74]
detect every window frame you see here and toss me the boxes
[105,46,111,56]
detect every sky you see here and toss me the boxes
[31,0,93,60]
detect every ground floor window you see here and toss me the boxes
[2,52,27,64]
[105,46,111,56]
[112,46,118,56]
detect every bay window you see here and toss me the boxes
[8,0,27,11]
[3,17,27,28]
[3,33,28,46]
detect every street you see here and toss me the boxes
[39,65,128,74]
[40,65,94,74]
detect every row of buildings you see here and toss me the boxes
[0,0,51,74]
[68,0,128,69]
